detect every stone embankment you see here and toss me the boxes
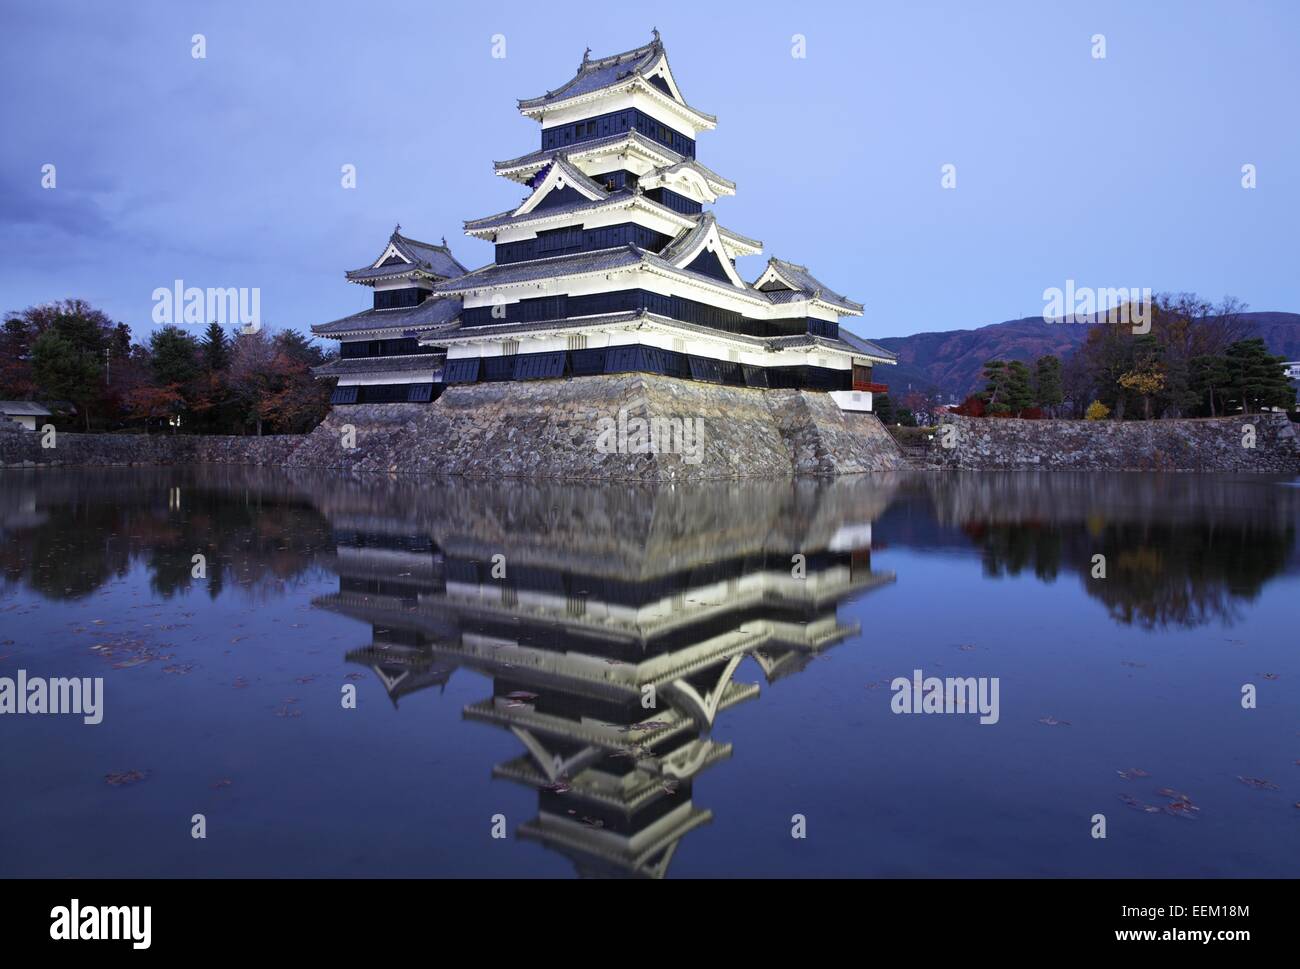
[0,374,908,480]
[925,413,1300,473]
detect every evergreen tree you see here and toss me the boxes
[1006,360,1035,413]
[1033,355,1064,415]
[148,327,202,424]
[1190,354,1231,416]
[1224,338,1293,414]
[980,360,1011,413]
[201,321,230,372]
[31,329,102,429]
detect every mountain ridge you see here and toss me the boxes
[851,312,1300,401]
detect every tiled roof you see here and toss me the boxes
[0,401,52,417]
[465,188,691,234]
[544,154,611,198]
[311,295,463,336]
[313,355,447,377]
[433,246,647,292]
[656,212,762,262]
[835,328,897,361]
[518,34,716,123]
[769,331,894,361]
[345,230,468,284]
[494,133,734,192]
[434,309,770,349]
[657,211,716,263]
[754,257,863,314]
[649,158,736,194]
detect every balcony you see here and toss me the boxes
[854,381,889,394]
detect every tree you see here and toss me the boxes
[1085,400,1110,421]
[875,393,896,424]
[31,330,102,429]
[0,317,37,399]
[1033,355,1064,416]
[200,321,231,372]
[1006,360,1035,414]
[1118,367,1166,420]
[123,384,187,431]
[1190,354,1231,417]
[980,360,1010,410]
[1223,338,1293,414]
[149,326,202,388]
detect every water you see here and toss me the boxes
[1,468,1296,878]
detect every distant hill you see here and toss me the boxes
[854,311,1300,401]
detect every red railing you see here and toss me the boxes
[853,382,889,394]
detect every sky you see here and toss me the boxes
[2,0,1298,342]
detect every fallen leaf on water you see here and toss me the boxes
[1156,787,1193,802]
[344,673,365,681]
[1038,716,1071,726]
[1237,776,1280,791]
[162,664,194,675]
[1162,801,1200,819]
[1118,793,1161,814]
[112,657,151,669]
[232,676,249,689]
[105,770,149,787]
[1261,673,1280,681]
[294,675,318,685]
[1116,768,1150,780]
[211,779,232,789]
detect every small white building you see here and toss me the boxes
[0,401,52,431]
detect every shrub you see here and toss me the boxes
[1085,400,1110,421]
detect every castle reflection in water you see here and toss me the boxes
[314,479,898,877]
[2,468,1295,878]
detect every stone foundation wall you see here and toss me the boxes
[930,413,1300,473]
[0,375,909,479]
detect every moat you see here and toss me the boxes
[1,468,1297,877]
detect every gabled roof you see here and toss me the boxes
[345,228,468,285]
[518,32,716,128]
[464,188,693,237]
[657,212,748,288]
[513,155,610,216]
[639,159,736,200]
[311,295,463,337]
[753,257,863,315]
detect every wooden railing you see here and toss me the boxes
[853,382,889,394]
